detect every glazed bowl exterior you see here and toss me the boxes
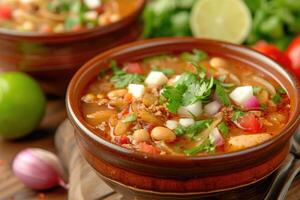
[67,38,300,199]
[0,0,144,96]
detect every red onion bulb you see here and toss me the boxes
[12,148,67,190]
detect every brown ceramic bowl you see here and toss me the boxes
[66,38,300,199]
[0,0,144,96]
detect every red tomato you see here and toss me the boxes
[138,142,160,154]
[115,135,130,145]
[238,114,263,133]
[0,5,12,20]
[124,63,144,74]
[285,36,300,78]
[253,41,292,70]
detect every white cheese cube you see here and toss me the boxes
[128,84,145,99]
[178,101,202,117]
[84,0,102,9]
[84,11,98,21]
[165,120,178,130]
[168,75,181,85]
[179,118,195,127]
[145,71,168,87]
[229,86,253,105]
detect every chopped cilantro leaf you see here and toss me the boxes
[182,77,214,105]
[277,87,286,95]
[232,110,245,121]
[162,85,186,113]
[151,65,175,75]
[174,120,212,138]
[261,103,267,110]
[110,60,145,89]
[174,72,198,86]
[218,75,227,82]
[253,86,262,95]
[218,122,229,137]
[184,138,215,155]
[180,49,207,63]
[272,93,282,104]
[174,125,186,136]
[215,81,231,106]
[186,120,212,139]
[122,113,137,123]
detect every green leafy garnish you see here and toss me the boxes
[162,72,214,112]
[261,103,267,110]
[152,65,175,75]
[122,113,137,124]
[174,120,212,138]
[215,81,231,106]
[184,138,215,156]
[278,87,287,94]
[272,93,282,104]
[218,122,229,137]
[180,49,208,63]
[232,110,245,121]
[253,86,262,95]
[110,61,145,89]
[174,125,186,136]
[271,87,287,104]
[161,85,186,113]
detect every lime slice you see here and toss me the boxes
[190,0,252,44]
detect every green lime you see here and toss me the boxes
[190,0,252,44]
[0,72,46,139]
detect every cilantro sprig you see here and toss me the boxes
[184,138,215,156]
[174,119,212,139]
[110,61,145,89]
[180,49,208,63]
[151,65,175,75]
[215,81,231,106]
[122,113,137,124]
[232,110,245,121]
[272,87,287,104]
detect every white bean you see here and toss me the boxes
[133,129,150,142]
[151,127,176,142]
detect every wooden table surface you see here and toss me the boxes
[0,100,68,200]
[0,133,67,200]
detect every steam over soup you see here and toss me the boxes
[0,0,138,33]
[81,50,291,156]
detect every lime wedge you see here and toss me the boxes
[190,0,252,44]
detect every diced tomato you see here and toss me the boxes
[253,41,292,70]
[285,36,300,79]
[0,5,12,20]
[117,107,129,118]
[238,114,263,133]
[72,24,82,32]
[138,142,160,154]
[124,93,133,103]
[115,135,130,145]
[124,63,144,74]
[40,25,52,33]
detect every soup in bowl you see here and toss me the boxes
[67,38,300,199]
[0,0,144,96]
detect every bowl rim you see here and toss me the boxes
[0,0,144,40]
[67,37,300,162]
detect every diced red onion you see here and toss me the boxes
[204,101,221,116]
[243,96,260,109]
[210,128,224,147]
